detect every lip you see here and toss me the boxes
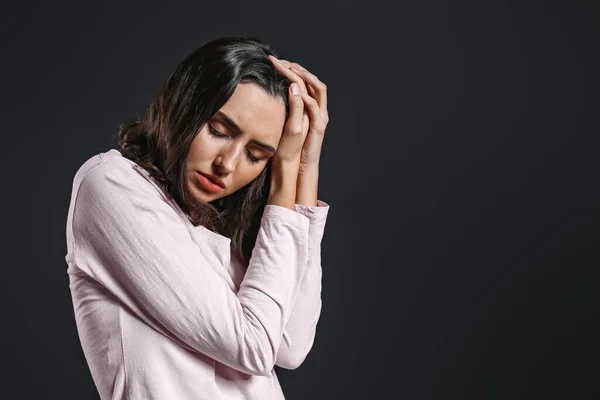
[196,171,226,193]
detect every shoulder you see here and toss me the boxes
[70,149,187,230]
[73,149,141,186]
[72,149,171,205]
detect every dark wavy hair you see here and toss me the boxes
[115,36,292,264]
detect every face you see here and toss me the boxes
[186,82,286,202]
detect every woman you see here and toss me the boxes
[65,36,329,399]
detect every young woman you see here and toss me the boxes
[65,36,329,399]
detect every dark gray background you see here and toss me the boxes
[1,0,598,398]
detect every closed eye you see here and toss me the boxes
[208,124,228,138]
[208,124,262,164]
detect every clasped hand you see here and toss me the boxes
[268,55,329,170]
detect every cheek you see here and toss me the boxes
[235,165,266,188]
[189,132,220,162]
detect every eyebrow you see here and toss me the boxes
[215,111,276,153]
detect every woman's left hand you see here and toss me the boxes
[268,56,328,171]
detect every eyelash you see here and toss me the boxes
[208,124,261,164]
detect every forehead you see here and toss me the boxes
[216,82,286,144]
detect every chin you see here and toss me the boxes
[194,186,230,204]
[193,189,219,203]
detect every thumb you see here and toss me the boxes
[286,83,305,135]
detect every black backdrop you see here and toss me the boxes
[1,0,598,398]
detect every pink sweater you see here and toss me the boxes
[65,149,329,399]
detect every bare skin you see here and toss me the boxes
[186,82,286,203]
[268,56,329,207]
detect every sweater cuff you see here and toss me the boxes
[294,200,329,243]
[294,200,330,220]
[262,204,311,229]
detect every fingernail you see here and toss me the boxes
[290,83,300,95]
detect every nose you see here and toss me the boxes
[214,144,242,175]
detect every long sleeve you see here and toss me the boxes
[69,159,310,377]
[275,201,329,369]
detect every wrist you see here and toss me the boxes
[299,161,319,176]
[295,165,319,207]
[268,159,299,210]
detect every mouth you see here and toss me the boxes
[195,171,226,193]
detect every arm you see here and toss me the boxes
[267,55,330,368]
[275,200,329,369]
[70,160,310,376]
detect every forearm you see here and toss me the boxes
[275,249,322,369]
[268,159,300,210]
[72,160,312,377]
[275,201,329,369]
[295,162,319,207]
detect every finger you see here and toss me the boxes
[270,56,328,125]
[278,59,327,122]
[302,112,309,136]
[296,88,327,135]
[287,64,328,121]
[286,83,306,137]
[268,56,308,94]
[272,57,308,93]
[278,62,322,135]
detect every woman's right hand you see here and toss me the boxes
[272,82,310,165]
[267,82,310,209]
